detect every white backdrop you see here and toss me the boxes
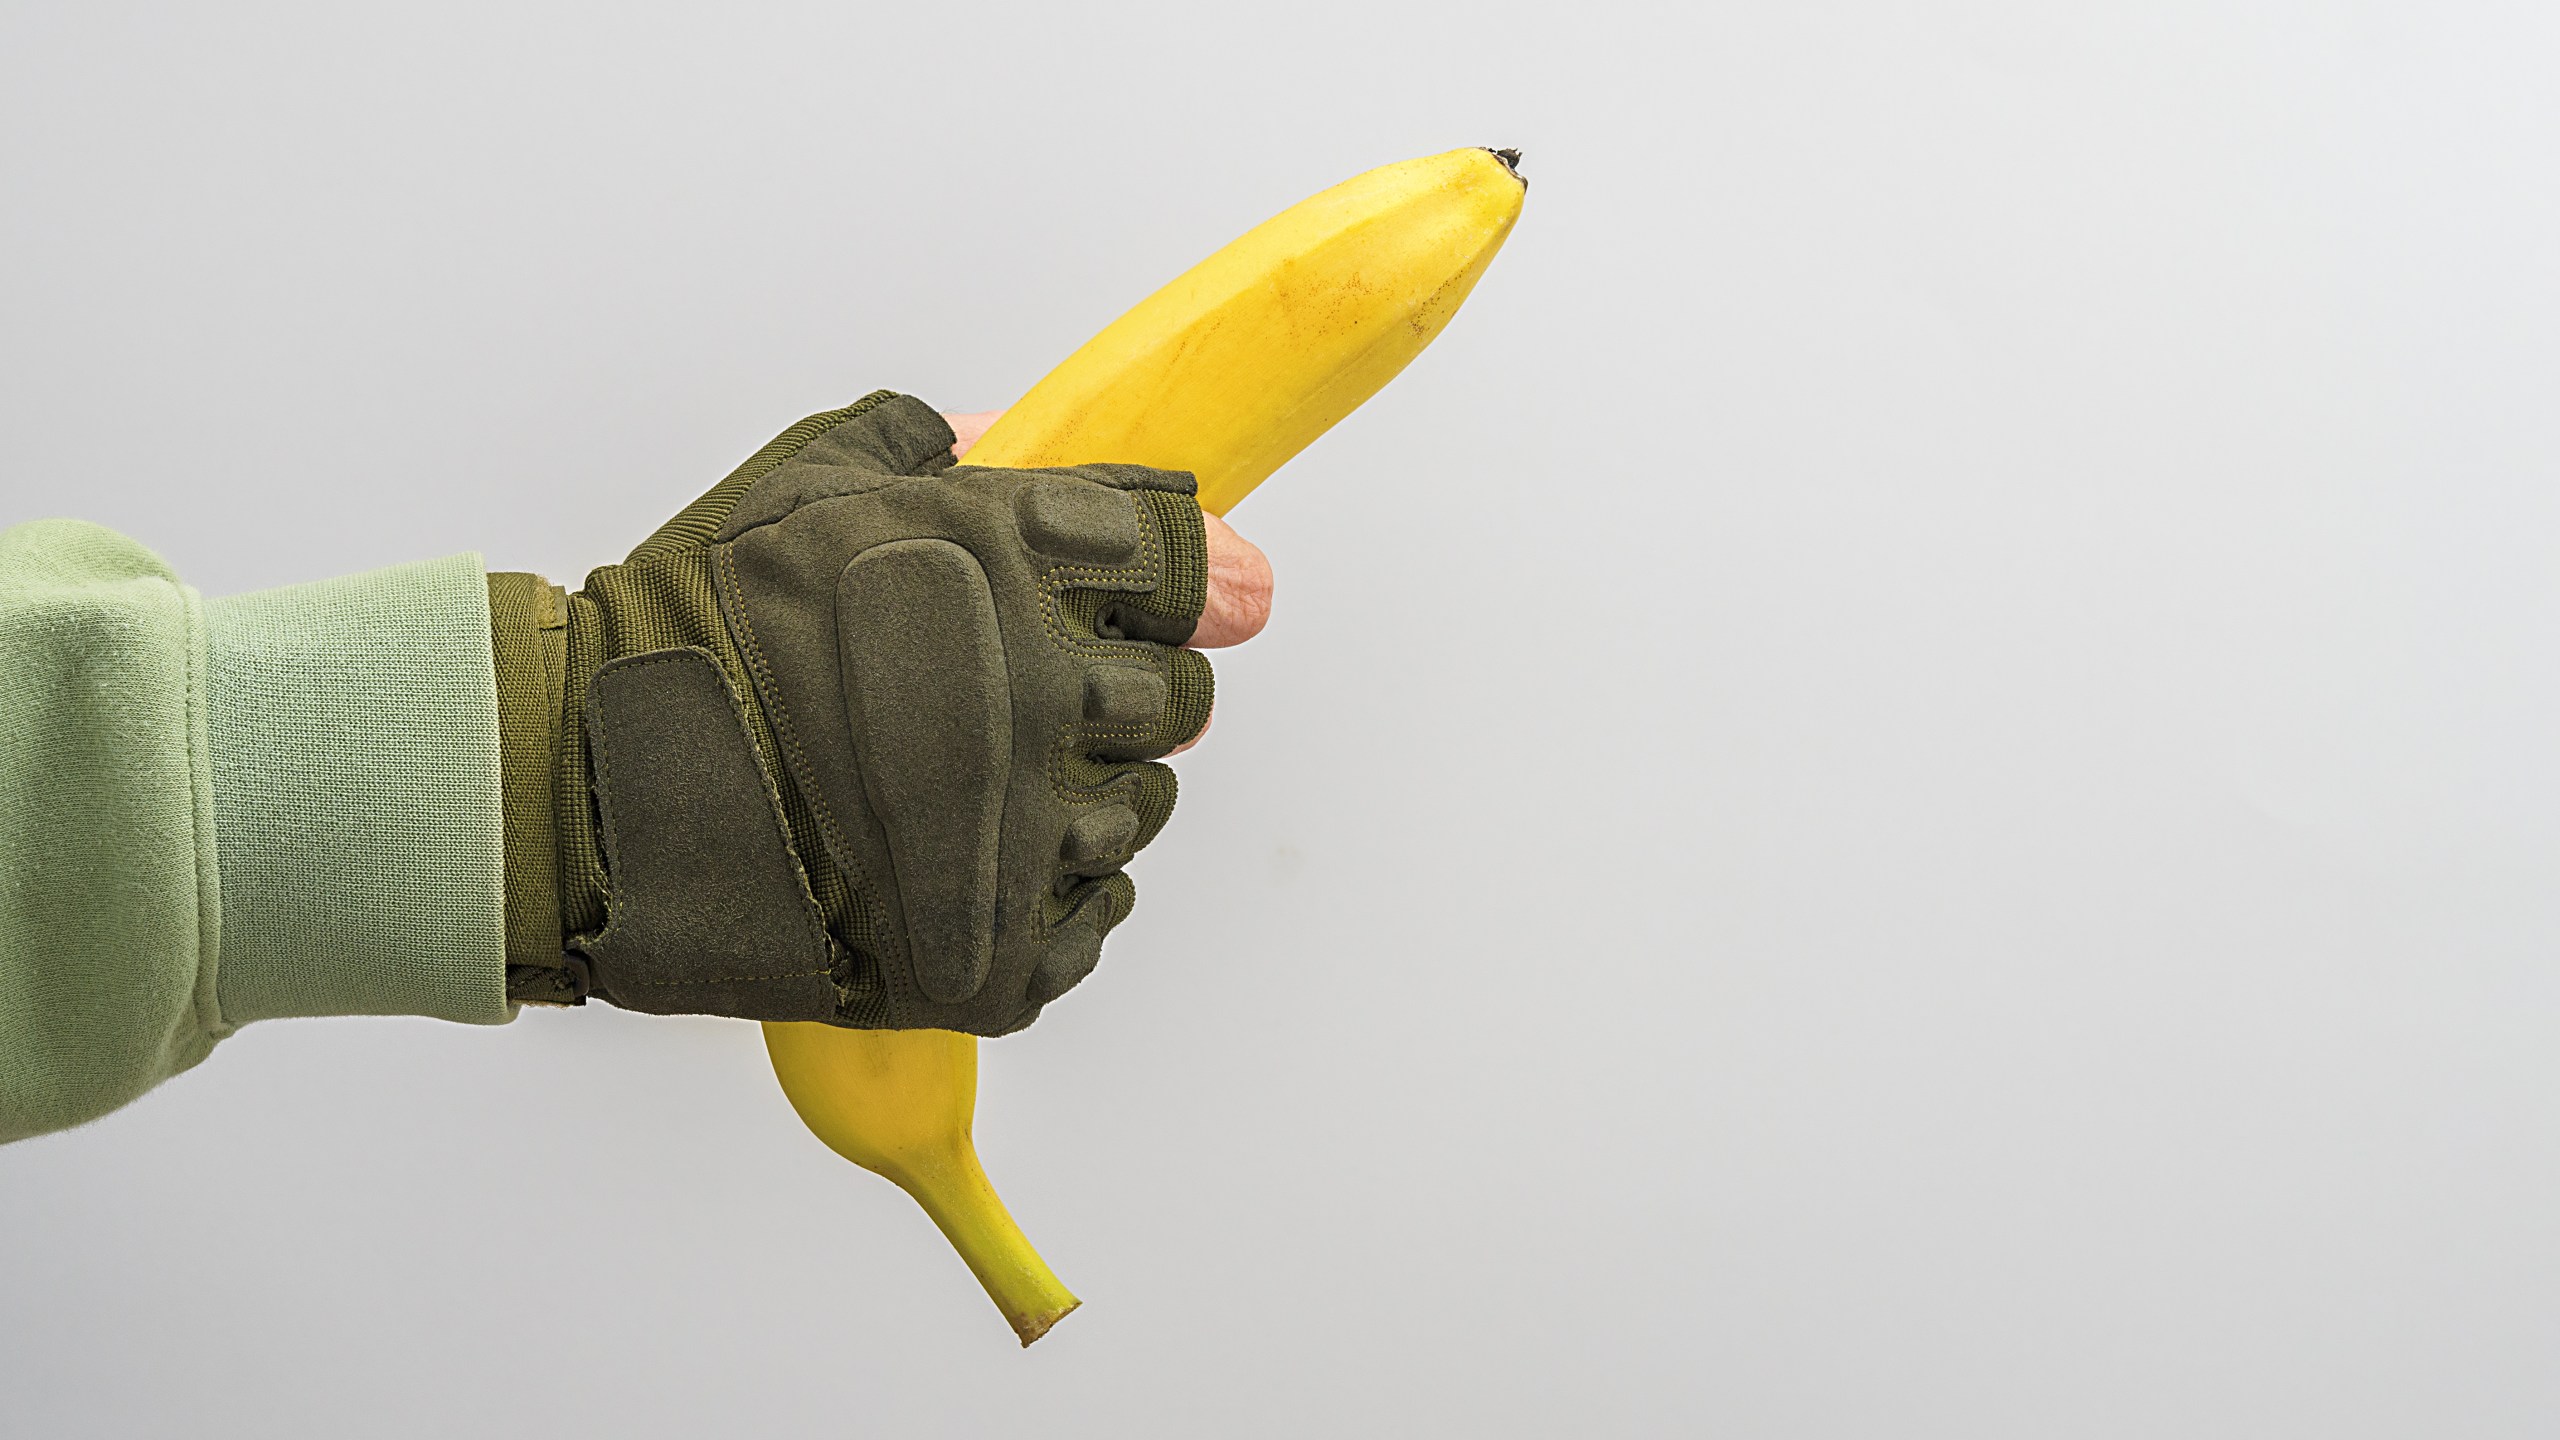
[3,3,2555,1435]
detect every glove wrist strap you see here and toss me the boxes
[487,572,582,1006]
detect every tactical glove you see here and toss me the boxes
[487,392,1212,1035]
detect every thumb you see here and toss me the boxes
[942,410,1004,459]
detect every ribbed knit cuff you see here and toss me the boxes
[203,554,511,1025]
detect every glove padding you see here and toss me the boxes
[555,392,1211,1035]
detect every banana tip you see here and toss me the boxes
[1485,147,1526,188]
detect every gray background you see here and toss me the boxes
[3,2,2555,1435]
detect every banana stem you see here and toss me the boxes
[883,1142,1081,1346]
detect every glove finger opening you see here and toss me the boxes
[1028,873,1134,1006]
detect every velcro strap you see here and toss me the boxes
[577,647,838,1021]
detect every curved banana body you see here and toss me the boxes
[765,146,1525,1344]
[971,145,1526,515]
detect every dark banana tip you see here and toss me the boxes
[1485,147,1526,188]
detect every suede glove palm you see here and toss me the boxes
[489,392,1213,1035]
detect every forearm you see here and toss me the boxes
[0,521,223,1141]
[0,521,512,1143]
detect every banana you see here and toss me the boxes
[764,146,1526,1344]
[969,145,1526,513]
[763,1024,1078,1345]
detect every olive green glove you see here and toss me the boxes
[489,392,1213,1035]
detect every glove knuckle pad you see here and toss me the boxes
[1059,804,1141,869]
[1082,664,1168,730]
[1014,479,1141,565]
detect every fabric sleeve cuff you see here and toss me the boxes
[203,553,511,1025]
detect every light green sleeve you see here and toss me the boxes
[0,520,511,1144]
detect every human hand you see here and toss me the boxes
[494,393,1235,1033]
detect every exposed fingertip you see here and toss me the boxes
[1194,514,1273,648]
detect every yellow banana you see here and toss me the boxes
[762,1024,1078,1345]
[969,145,1526,514]
[764,145,1526,1345]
